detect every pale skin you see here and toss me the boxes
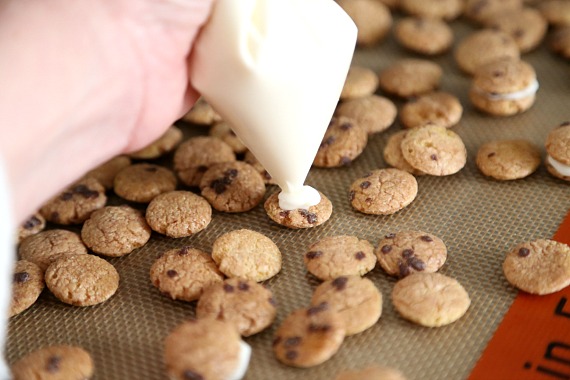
[0,0,214,223]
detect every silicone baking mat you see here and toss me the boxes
[6,14,570,380]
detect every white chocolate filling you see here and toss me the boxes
[228,341,252,380]
[473,79,539,101]
[547,154,570,177]
[278,185,321,211]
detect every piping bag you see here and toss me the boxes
[190,0,357,211]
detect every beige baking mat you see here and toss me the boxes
[7,16,570,380]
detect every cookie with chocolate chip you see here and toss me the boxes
[209,122,247,154]
[383,131,425,176]
[399,0,463,20]
[340,66,379,100]
[375,231,447,278]
[9,260,44,317]
[503,239,570,295]
[337,0,392,46]
[181,97,223,125]
[114,163,177,203]
[336,95,397,135]
[311,276,382,335]
[400,92,463,129]
[212,229,282,282]
[19,229,88,272]
[11,345,94,380]
[545,122,570,181]
[83,155,131,190]
[40,177,106,225]
[378,59,443,98]
[464,0,523,24]
[150,247,224,302]
[349,169,418,215]
[273,303,345,368]
[129,126,183,159]
[395,17,454,55]
[313,116,368,168]
[304,235,376,280]
[264,191,333,229]
[476,139,541,180]
[484,8,547,53]
[17,212,46,244]
[197,278,277,336]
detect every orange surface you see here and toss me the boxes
[469,210,570,380]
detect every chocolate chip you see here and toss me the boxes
[518,247,531,257]
[223,283,235,293]
[306,251,323,260]
[360,181,371,189]
[409,257,426,271]
[381,245,392,254]
[59,192,73,201]
[385,233,396,239]
[22,216,41,230]
[308,323,331,333]
[560,121,570,127]
[46,355,61,373]
[210,178,229,194]
[399,261,411,277]
[263,171,272,180]
[166,270,178,278]
[514,29,525,38]
[340,156,352,166]
[285,350,298,361]
[332,277,348,291]
[307,302,328,316]
[279,210,290,218]
[420,235,433,242]
[268,297,277,306]
[179,246,190,256]
[355,251,366,260]
[487,152,496,158]
[50,212,60,223]
[238,281,250,291]
[183,369,204,380]
[349,190,355,201]
[272,336,282,347]
[365,197,373,204]
[402,249,414,258]
[196,165,208,172]
[284,336,302,347]
[340,122,353,131]
[492,71,503,78]
[299,209,317,224]
[225,169,238,179]
[73,185,100,199]
[144,167,158,173]
[13,272,30,284]
[430,154,438,161]
[320,136,336,148]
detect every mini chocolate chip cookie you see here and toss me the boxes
[174,136,236,187]
[311,276,382,335]
[197,278,277,336]
[476,139,541,180]
[465,0,523,24]
[9,260,44,317]
[337,0,392,46]
[181,97,223,125]
[150,247,224,302]
[304,235,376,280]
[45,254,120,306]
[273,303,346,368]
[83,155,131,190]
[11,345,94,380]
[264,191,333,229]
[349,169,418,215]
[17,212,46,244]
[114,163,177,203]
[375,231,447,278]
[129,126,183,159]
[340,66,379,100]
[538,0,570,27]
[336,95,397,135]
[378,59,443,98]
[395,17,454,55]
[146,191,212,238]
[212,229,282,282]
[545,122,570,181]
[18,229,88,272]
[313,116,368,168]
[484,8,547,53]
[383,131,425,175]
[400,92,463,129]
[209,122,247,154]
[40,177,106,225]
[81,206,151,257]
[400,0,463,20]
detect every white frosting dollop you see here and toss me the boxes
[228,341,252,380]
[547,154,570,177]
[278,185,321,211]
[473,79,539,101]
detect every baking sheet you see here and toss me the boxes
[7,14,570,380]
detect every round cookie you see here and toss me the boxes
[470,58,538,116]
[349,169,418,215]
[196,278,277,336]
[400,92,463,129]
[340,66,379,100]
[264,191,333,229]
[503,239,570,295]
[337,0,392,46]
[181,97,223,125]
[303,235,376,280]
[336,365,407,380]
[174,136,236,187]
[311,276,382,335]
[83,155,131,190]
[273,303,346,368]
[395,18,454,56]
[129,126,183,159]
[18,229,87,272]
[538,0,570,27]
[550,26,570,60]
[209,121,248,154]
[400,0,462,20]
[454,29,520,75]
[243,150,277,185]
[476,139,541,180]
[113,163,177,203]
[313,116,368,168]
[383,131,425,175]
[199,161,266,213]
[40,177,106,225]
[485,8,547,53]
[11,345,94,380]
[81,206,151,257]
[9,260,44,317]
[378,59,443,98]
[45,254,119,306]
[146,191,212,238]
[212,229,282,282]
[17,212,46,244]
[392,272,471,327]
[374,231,447,278]
[336,95,397,135]
[150,247,224,302]
[400,124,467,176]
[545,122,570,180]
[465,0,523,24]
